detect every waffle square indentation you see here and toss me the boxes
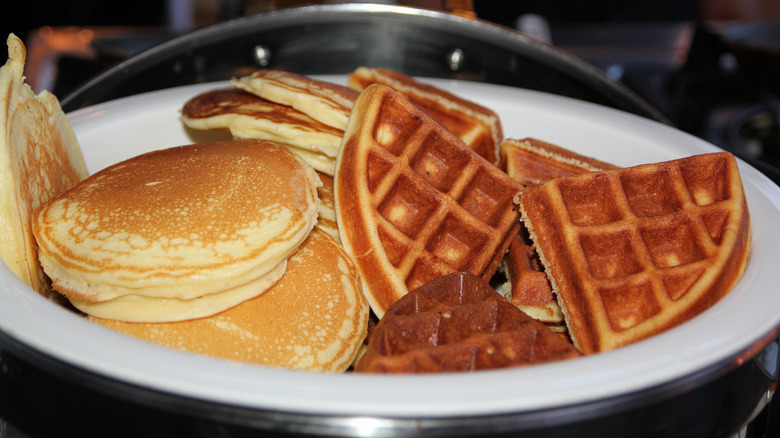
[406,262,448,292]
[459,168,518,228]
[378,223,412,268]
[378,175,439,239]
[662,266,705,300]
[427,215,488,272]
[701,208,730,244]
[373,101,423,156]
[409,131,472,192]
[580,230,643,279]
[600,281,660,331]
[622,167,684,217]
[559,174,621,226]
[366,149,395,192]
[680,154,730,206]
[641,217,706,268]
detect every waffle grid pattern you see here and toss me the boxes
[521,152,749,353]
[336,85,521,317]
[365,91,521,292]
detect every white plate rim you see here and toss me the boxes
[0,78,779,418]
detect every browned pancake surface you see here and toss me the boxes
[181,88,343,157]
[92,228,369,372]
[0,34,88,295]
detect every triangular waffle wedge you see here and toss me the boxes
[349,67,504,165]
[500,137,619,186]
[355,272,581,373]
[500,138,618,327]
[233,69,359,130]
[181,88,342,172]
[335,84,522,318]
[0,34,88,296]
[517,152,751,354]
[92,228,369,372]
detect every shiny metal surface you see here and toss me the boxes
[60,3,666,124]
[1,326,777,437]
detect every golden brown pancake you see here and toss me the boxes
[335,84,521,318]
[0,34,88,296]
[181,88,343,161]
[233,70,359,130]
[517,152,751,353]
[33,140,320,322]
[91,228,369,372]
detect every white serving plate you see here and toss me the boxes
[2,77,779,419]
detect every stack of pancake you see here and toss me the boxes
[355,272,581,373]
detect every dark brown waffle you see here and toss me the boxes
[518,152,751,354]
[355,272,582,373]
[335,84,522,318]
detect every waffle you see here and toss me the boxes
[335,84,522,318]
[315,171,340,241]
[233,69,359,130]
[181,88,341,174]
[517,152,751,353]
[348,67,504,165]
[355,271,581,373]
[500,138,618,326]
[0,35,88,296]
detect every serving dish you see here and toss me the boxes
[1,77,779,437]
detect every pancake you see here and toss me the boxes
[233,69,359,130]
[0,34,88,296]
[499,138,618,327]
[335,84,521,318]
[181,88,343,161]
[517,152,751,353]
[91,228,369,372]
[348,67,504,165]
[33,140,320,322]
[69,257,288,322]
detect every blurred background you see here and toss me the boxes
[4,0,780,183]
